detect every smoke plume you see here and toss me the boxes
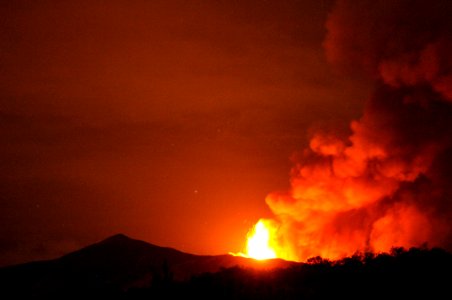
[265,0,452,261]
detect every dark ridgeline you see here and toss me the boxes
[138,247,451,300]
[0,234,450,299]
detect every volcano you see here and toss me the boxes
[0,234,450,299]
[0,234,297,297]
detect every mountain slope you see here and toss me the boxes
[0,234,297,297]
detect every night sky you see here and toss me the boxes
[3,0,450,267]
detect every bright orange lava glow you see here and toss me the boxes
[231,219,281,260]
[245,219,277,260]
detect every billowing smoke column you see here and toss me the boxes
[265,0,452,261]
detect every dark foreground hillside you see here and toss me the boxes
[0,234,294,298]
[127,247,451,300]
[0,234,450,299]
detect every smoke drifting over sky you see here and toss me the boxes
[3,0,367,266]
[265,0,452,261]
[1,0,450,266]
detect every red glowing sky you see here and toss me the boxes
[5,0,438,266]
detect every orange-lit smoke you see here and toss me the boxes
[245,0,452,262]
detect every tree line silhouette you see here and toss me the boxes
[125,246,451,300]
[1,246,450,299]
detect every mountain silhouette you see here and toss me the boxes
[4,234,449,299]
[0,234,297,297]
